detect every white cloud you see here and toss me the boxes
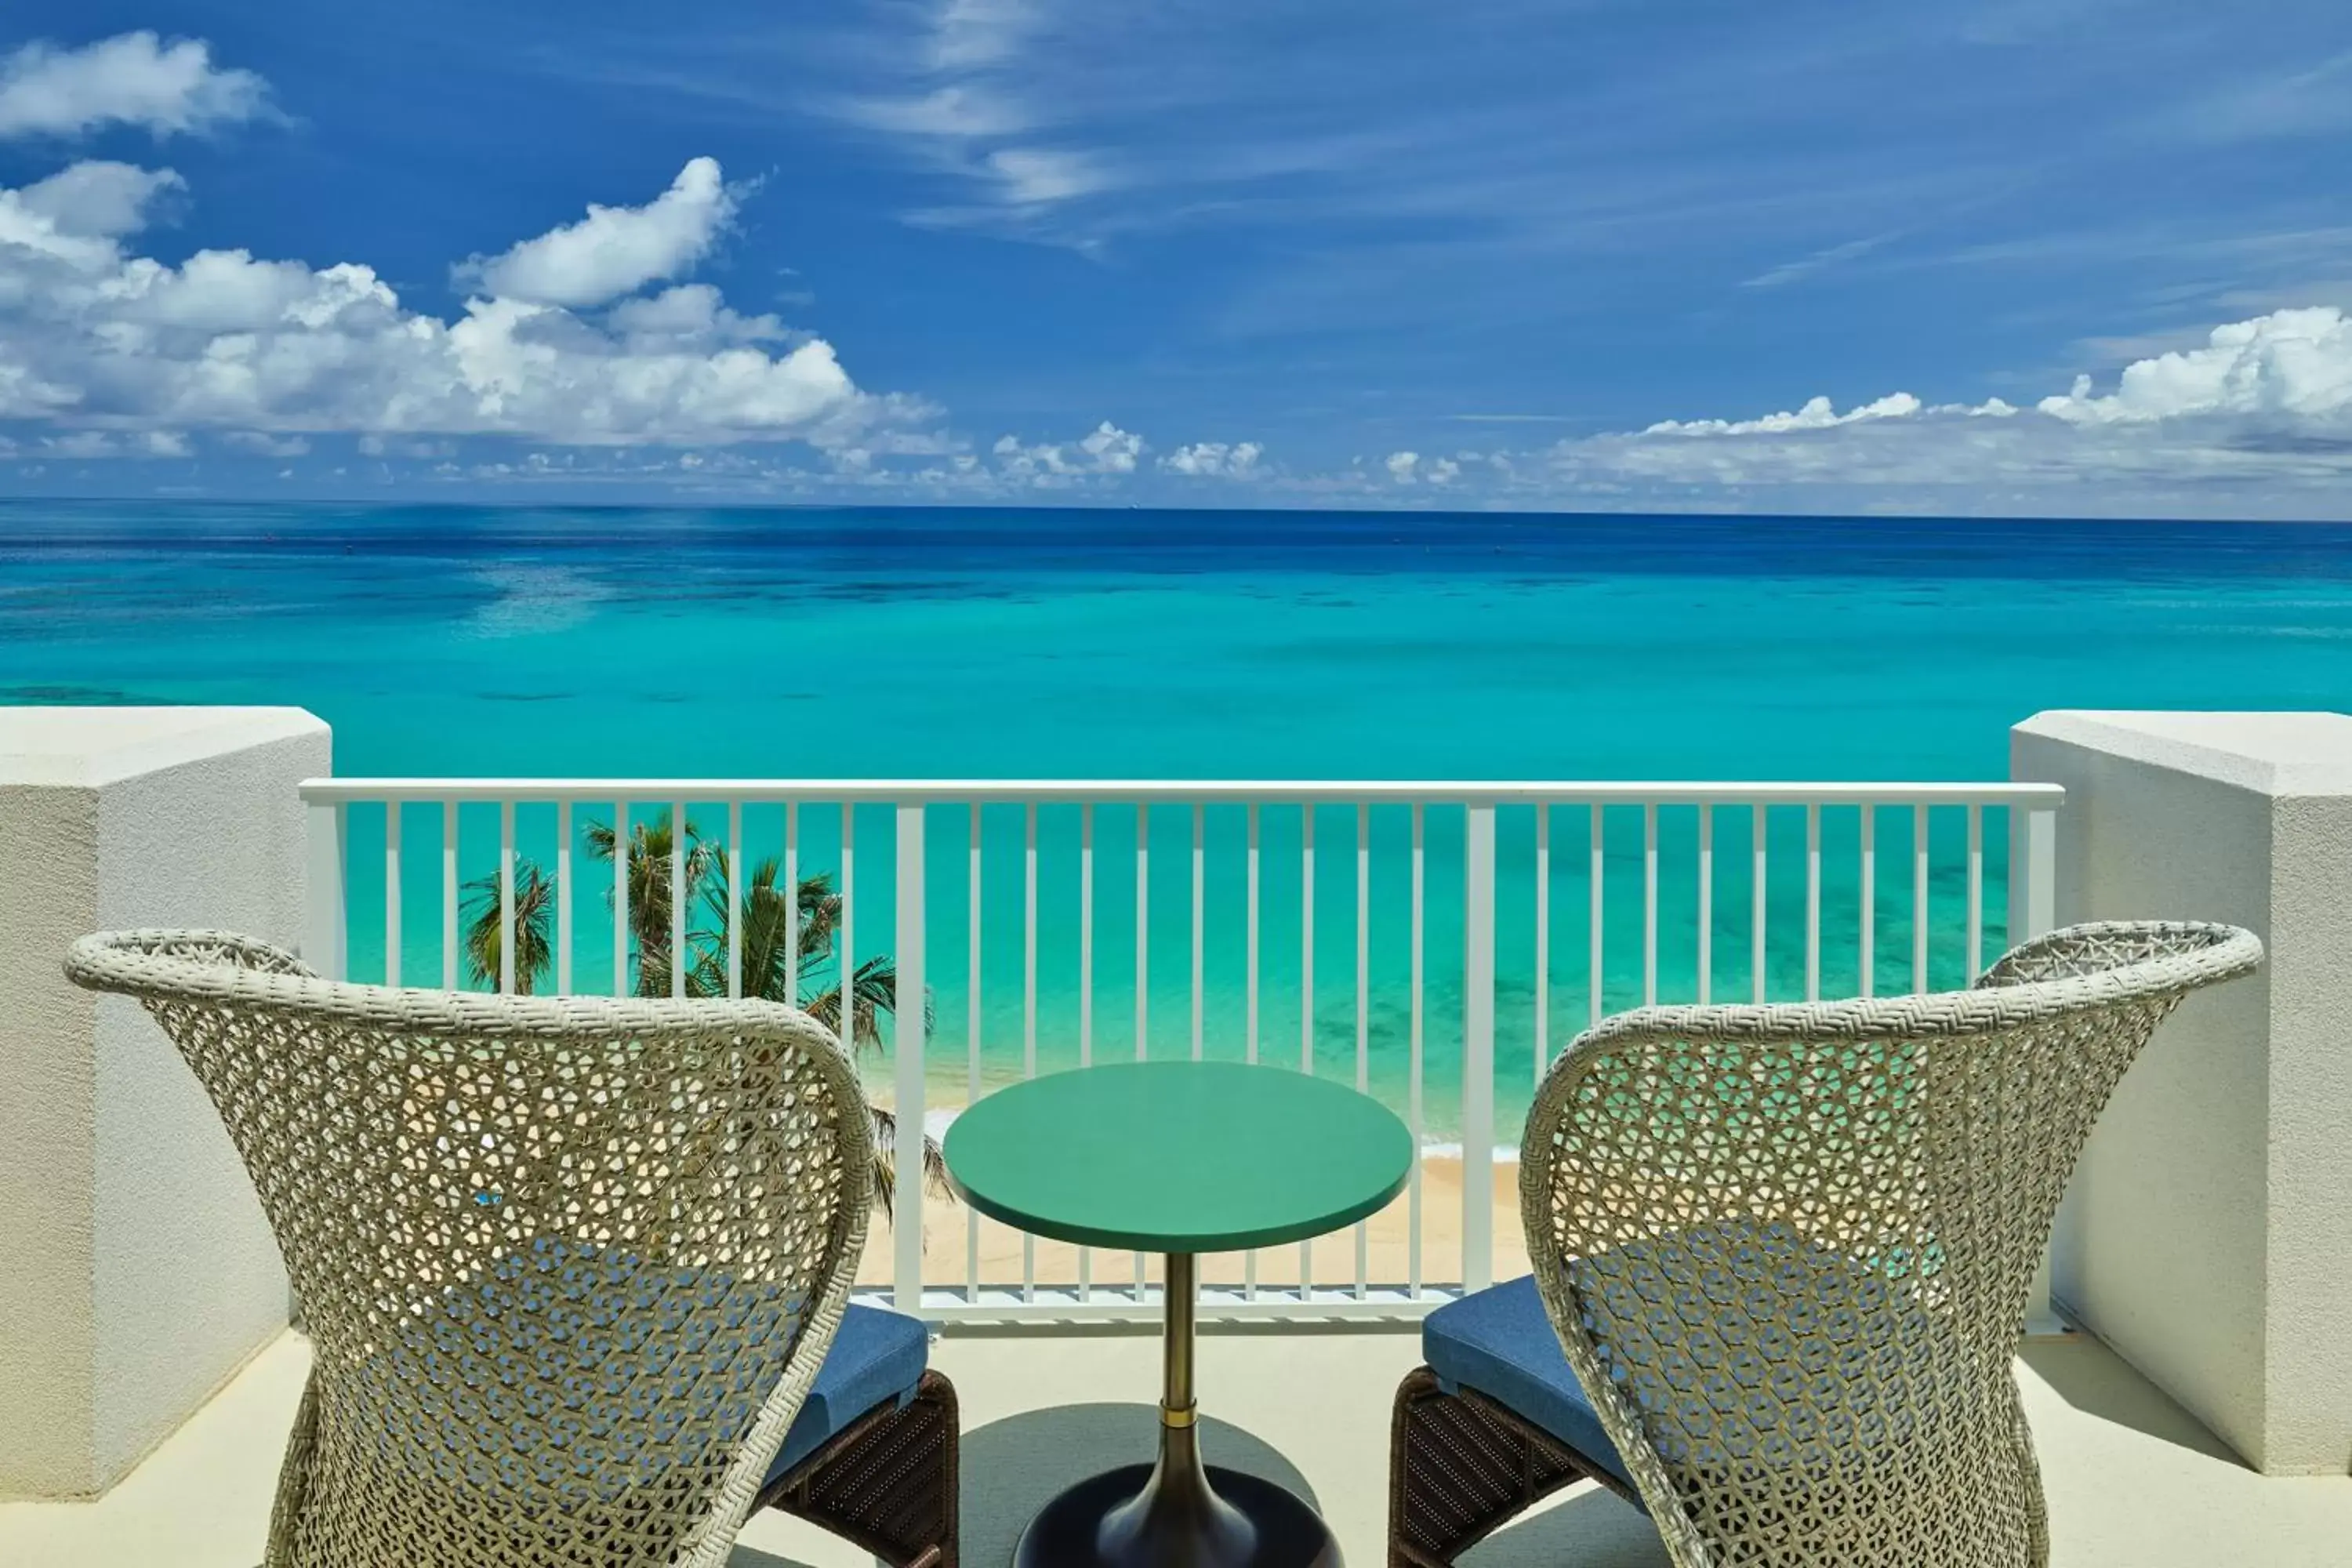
[933,0,1040,71]
[1426,456,1461,485]
[0,32,269,140]
[985,147,1107,205]
[221,430,309,457]
[992,419,1143,484]
[1525,303,2352,511]
[2036,306,2352,426]
[832,86,1028,140]
[1385,450,1420,481]
[29,428,190,459]
[462,158,740,309]
[802,1,1123,237]
[1160,440,1264,478]
[10,160,183,237]
[606,283,789,347]
[1643,391,1935,437]
[0,158,899,448]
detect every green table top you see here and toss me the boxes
[942,1061,1415,1253]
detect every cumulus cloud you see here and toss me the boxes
[992,420,1144,483]
[1160,439,1263,477]
[0,158,895,448]
[9,159,184,237]
[1523,303,2352,512]
[605,283,789,347]
[1385,450,1420,481]
[0,32,269,140]
[461,158,740,309]
[2036,307,2352,426]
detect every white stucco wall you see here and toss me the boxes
[2015,711,2352,1477]
[0,707,328,1499]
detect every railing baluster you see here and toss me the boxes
[1642,803,1658,1006]
[2014,801,2060,1332]
[726,800,742,1000]
[383,803,401,986]
[555,800,572,996]
[612,801,627,997]
[1356,801,1370,1301]
[1913,804,1929,993]
[1191,804,1204,1062]
[1534,804,1550,1085]
[1023,802,1038,1302]
[1079,801,1093,1301]
[1967,804,1985,978]
[1697,804,1712,1005]
[669,801,685,998]
[1463,803,1496,1295]
[1245,801,1260,1300]
[1080,802,1094,1071]
[1300,804,1316,1294]
[1137,804,1151,1062]
[895,803,926,1312]
[1588,804,1604,1028]
[1751,804,1766,1004]
[840,804,855,1030]
[305,799,347,982]
[782,802,799,1002]
[1408,802,1425,1301]
[1805,803,1820,1002]
[968,805,982,1301]
[1138,803,1150,1297]
[443,798,459,991]
[1860,804,1875,999]
[499,800,516,995]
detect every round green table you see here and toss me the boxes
[945,1060,1414,1568]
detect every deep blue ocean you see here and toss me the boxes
[9,500,2352,1137]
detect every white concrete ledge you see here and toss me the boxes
[2016,710,2352,1477]
[0,706,328,1500]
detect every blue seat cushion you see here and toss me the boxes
[765,1303,931,1481]
[1424,1275,1637,1496]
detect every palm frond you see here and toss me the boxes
[866,1103,952,1222]
[585,815,723,995]
[457,863,557,993]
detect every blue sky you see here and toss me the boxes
[2,4,2350,513]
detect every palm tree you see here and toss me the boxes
[459,863,556,993]
[461,817,949,1221]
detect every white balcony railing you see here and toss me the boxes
[298,778,2062,1323]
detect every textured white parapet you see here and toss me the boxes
[0,707,328,1499]
[2014,711,2352,1477]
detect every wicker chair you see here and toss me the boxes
[64,929,959,1568]
[1390,919,2262,1568]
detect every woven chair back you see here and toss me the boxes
[1522,920,2261,1567]
[67,928,873,1568]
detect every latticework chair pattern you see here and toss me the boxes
[66,928,877,1568]
[1519,920,2261,1568]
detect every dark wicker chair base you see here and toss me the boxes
[1389,1365,1639,1567]
[757,1367,960,1568]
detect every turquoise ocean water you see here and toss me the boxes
[9,501,2352,1140]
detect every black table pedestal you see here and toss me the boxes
[1011,1253,1342,1568]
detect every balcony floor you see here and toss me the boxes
[5,1322,2347,1567]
